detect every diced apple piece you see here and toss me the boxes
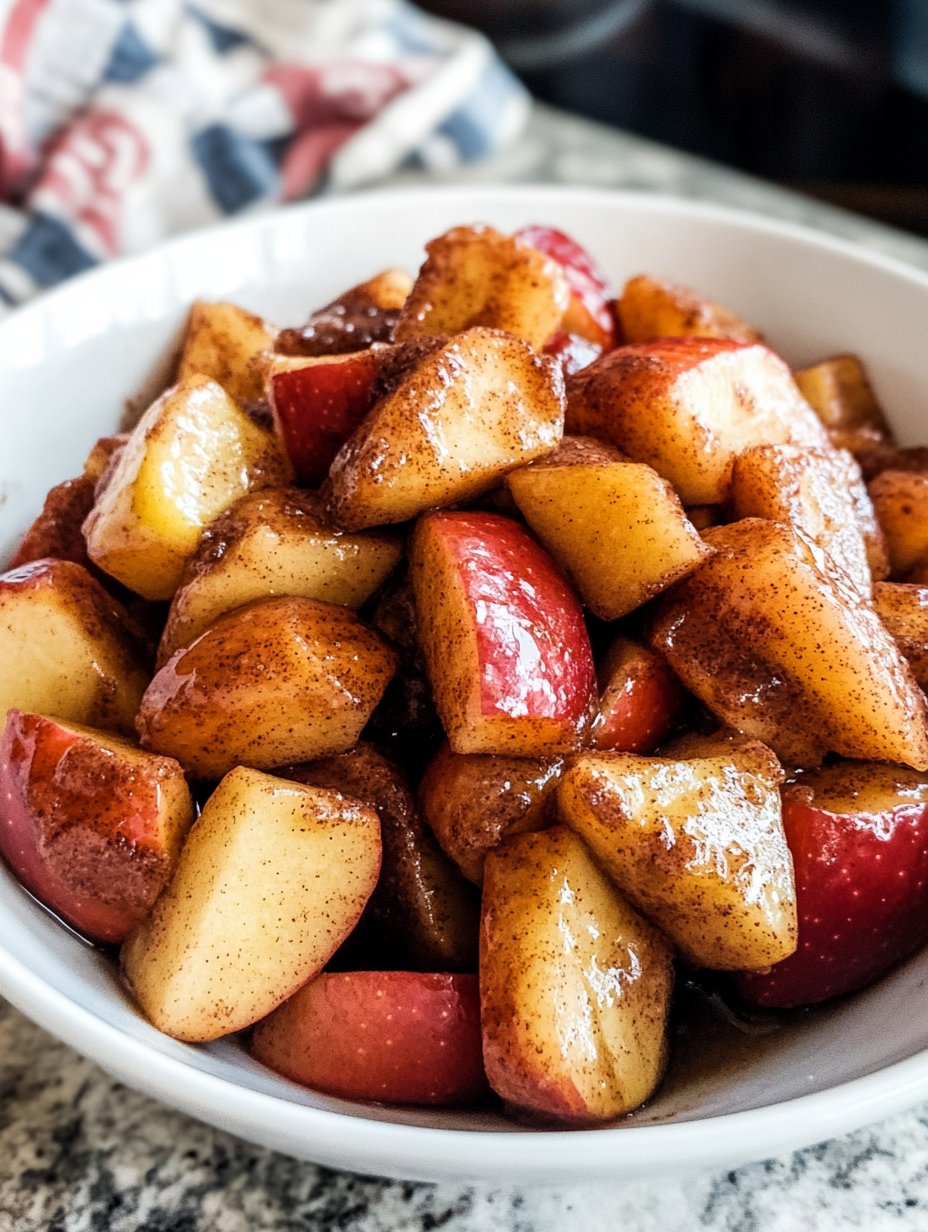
[394,225,568,351]
[410,512,595,756]
[84,375,291,600]
[283,744,477,970]
[418,743,562,884]
[0,711,194,944]
[275,269,411,357]
[617,275,762,345]
[794,354,892,441]
[516,225,616,348]
[121,766,381,1041]
[83,434,129,484]
[591,637,684,753]
[10,476,96,570]
[730,444,888,595]
[269,350,379,485]
[869,471,928,575]
[138,597,396,779]
[326,329,564,530]
[252,971,486,1106]
[566,339,830,504]
[177,300,276,407]
[0,560,148,734]
[558,739,796,970]
[158,488,401,663]
[737,762,928,1008]
[507,447,712,620]
[650,518,928,769]
[874,583,928,686]
[481,826,673,1123]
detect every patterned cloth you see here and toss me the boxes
[0,0,529,309]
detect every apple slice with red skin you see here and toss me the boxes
[410,511,596,756]
[517,225,617,350]
[0,710,194,945]
[270,350,379,485]
[251,971,487,1106]
[543,330,602,376]
[736,762,928,1008]
[591,637,685,753]
[10,476,97,571]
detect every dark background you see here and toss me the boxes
[421,0,928,236]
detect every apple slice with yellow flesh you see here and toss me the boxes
[121,766,381,1041]
[394,224,568,350]
[176,300,276,407]
[252,971,487,1106]
[481,826,673,1123]
[650,518,928,769]
[0,559,149,736]
[410,511,596,756]
[84,374,292,600]
[507,442,712,620]
[139,596,397,780]
[558,735,797,970]
[283,743,478,971]
[326,329,564,531]
[617,274,762,345]
[0,711,194,944]
[158,488,401,663]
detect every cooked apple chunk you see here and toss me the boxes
[83,434,129,485]
[138,597,396,779]
[10,476,96,570]
[481,826,673,1123]
[566,338,830,504]
[507,446,712,619]
[0,711,194,944]
[617,274,762,345]
[158,489,401,663]
[794,354,892,442]
[650,519,928,769]
[730,444,888,594]
[394,224,568,350]
[121,766,381,1041]
[252,971,486,1106]
[591,637,684,753]
[84,375,292,600]
[284,744,477,971]
[410,512,595,756]
[873,583,928,686]
[869,471,928,576]
[0,560,148,734]
[326,328,564,530]
[418,743,562,883]
[177,300,276,407]
[558,738,796,970]
[274,268,412,357]
[268,349,380,485]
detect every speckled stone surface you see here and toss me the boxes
[4,103,928,1231]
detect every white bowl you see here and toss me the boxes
[3,186,928,1185]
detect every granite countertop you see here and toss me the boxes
[5,102,928,1232]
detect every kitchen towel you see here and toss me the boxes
[0,0,529,308]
